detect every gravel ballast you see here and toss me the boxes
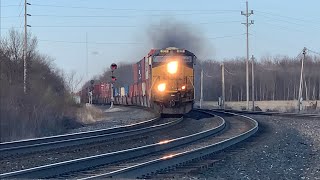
[184,115,320,179]
[68,105,158,133]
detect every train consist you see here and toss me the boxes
[81,47,196,114]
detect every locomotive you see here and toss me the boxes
[149,47,196,114]
[82,47,196,114]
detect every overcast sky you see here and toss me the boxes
[2,0,320,82]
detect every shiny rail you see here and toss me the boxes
[0,116,165,155]
[81,110,258,179]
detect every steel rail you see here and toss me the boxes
[0,112,224,179]
[80,110,258,179]
[0,116,163,155]
[212,108,320,118]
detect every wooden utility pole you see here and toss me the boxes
[251,55,255,111]
[221,63,225,109]
[23,0,31,94]
[200,69,203,108]
[241,1,254,110]
[298,47,307,111]
[23,0,28,94]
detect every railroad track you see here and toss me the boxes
[0,110,258,179]
[0,116,172,156]
[212,108,320,118]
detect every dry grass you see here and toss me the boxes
[75,104,105,124]
[197,100,320,114]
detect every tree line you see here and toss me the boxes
[0,30,76,142]
[195,55,320,102]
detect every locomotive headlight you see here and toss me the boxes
[167,61,178,74]
[181,85,186,90]
[157,83,166,92]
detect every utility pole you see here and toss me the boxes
[241,1,254,110]
[0,0,2,41]
[23,0,28,94]
[221,63,225,109]
[23,0,31,94]
[251,55,255,111]
[86,32,89,78]
[298,47,307,111]
[200,69,203,108]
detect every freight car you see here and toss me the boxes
[85,47,196,114]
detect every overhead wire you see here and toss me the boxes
[37,33,245,45]
[307,48,320,56]
[18,0,24,28]
[29,12,237,18]
[255,10,313,23]
[208,33,245,39]
[29,3,240,12]
[224,67,236,76]
[256,13,320,31]
[38,39,143,45]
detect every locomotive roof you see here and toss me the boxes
[148,47,196,57]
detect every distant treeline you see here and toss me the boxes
[194,56,320,101]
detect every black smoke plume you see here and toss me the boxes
[147,19,212,57]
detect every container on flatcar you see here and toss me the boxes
[123,85,129,96]
[141,82,146,96]
[133,84,138,96]
[93,84,101,95]
[100,83,111,98]
[129,85,134,97]
[133,63,138,84]
[120,87,125,97]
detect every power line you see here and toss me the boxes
[208,33,245,39]
[255,10,312,23]
[18,0,24,17]
[256,13,302,26]
[38,39,144,45]
[0,4,22,7]
[224,67,236,75]
[30,4,240,12]
[307,48,320,56]
[0,20,241,29]
[32,25,137,28]
[256,13,320,31]
[261,21,305,33]
[28,12,236,18]
[0,16,21,18]
[38,33,247,45]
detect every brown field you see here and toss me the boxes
[196,100,320,113]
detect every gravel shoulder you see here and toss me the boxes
[67,105,158,133]
[185,115,320,179]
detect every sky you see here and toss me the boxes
[1,0,320,83]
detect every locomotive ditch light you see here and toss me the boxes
[181,85,186,90]
[157,83,166,92]
[167,61,178,74]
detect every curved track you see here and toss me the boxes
[77,110,258,179]
[213,108,320,118]
[0,116,164,155]
[0,110,258,179]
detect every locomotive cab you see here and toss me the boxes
[150,47,195,114]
